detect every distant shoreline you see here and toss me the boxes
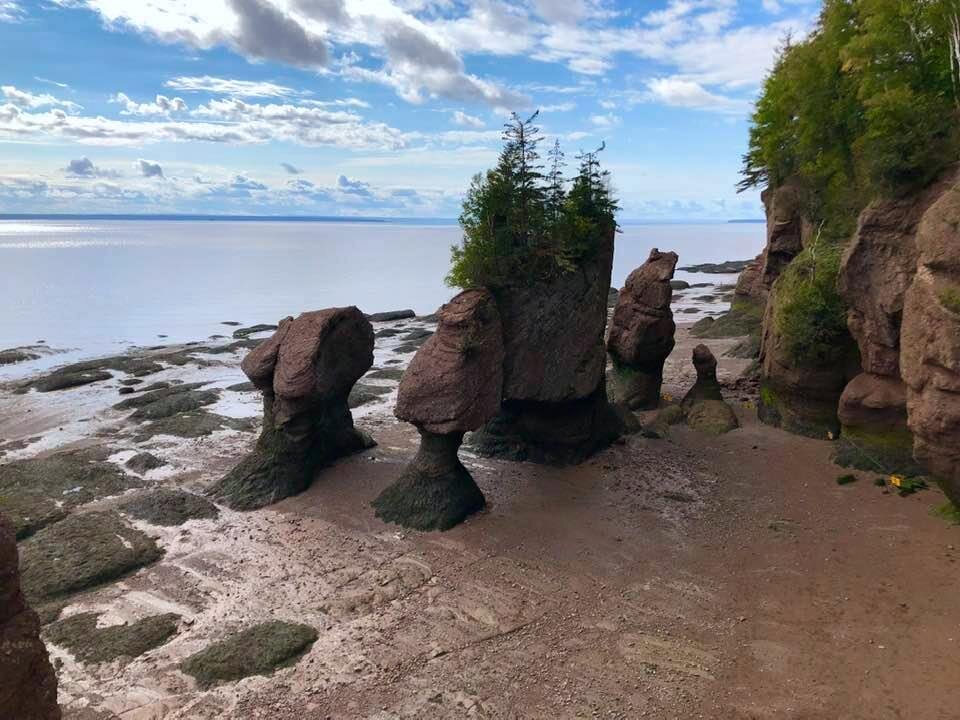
[0,214,766,225]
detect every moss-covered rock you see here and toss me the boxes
[19,511,163,606]
[366,367,405,381]
[373,431,485,531]
[46,612,179,664]
[180,621,317,688]
[121,489,219,526]
[690,298,763,339]
[33,370,113,393]
[132,411,254,442]
[0,348,40,366]
[0,452,140,539]
[348,383,392,408]
[832,425,924,476]
[124,452,166,474]
[686,400,739,435]
[114,383,219,421]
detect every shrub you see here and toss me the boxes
[773,241,849,367]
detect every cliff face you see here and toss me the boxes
[756,169,960,502]
[757,182,857,438]
[900,179,960,505]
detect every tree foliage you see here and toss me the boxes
[741,0,960,237]
[447,112,618,289]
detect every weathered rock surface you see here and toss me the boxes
[735,252,766,303]
[394,290,503,435]
[209,307,375,510]
[901,182,960,504]
[607,248,679,410]
[0,512,61,719]
[376,290,503,530]
[760,179,809,290]
[475,224,623,464]
[681,344,724,409]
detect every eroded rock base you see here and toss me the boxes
[209,399,373,511]
[373,431,485,531]
[472,387,623,465]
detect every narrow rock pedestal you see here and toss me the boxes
[372,430,485,531]
[374,290,503,530]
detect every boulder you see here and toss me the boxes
[209,308,374,510]
[607,248,679,409]
[681,344,724,409]
[0,512,61,719]
[901,181,960,504]
[475,223,623,464]
[374,290,503,530]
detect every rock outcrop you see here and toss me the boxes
[606,248,679,410]
[834,181,950,473]
[901,182,960,505]
[374,290,502,530]
[735,252,766,303]
[473,224,623,464]
[681,344,724,409]
[757,179,856,439]
[209,308,374,510]
[760,179,809,291]
[1,512,61,720]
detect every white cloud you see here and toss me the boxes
[539,101,575,112]
[34,77,70,89]
[590,112,620,128]
[0,0,21,22]
[645,76,749,114]
[1,85,82,112]
[281,162,302,174]
[451,110,484,128]
[164,75,299,98]
[65,157,119,178]
[0,98,408,150]
[112,92,188,116]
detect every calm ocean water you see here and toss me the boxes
[0,219,764,375]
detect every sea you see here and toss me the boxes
[0,218,765,379]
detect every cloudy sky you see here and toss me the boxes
[0,0,818,219]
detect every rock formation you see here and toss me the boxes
[209,308,374,510]
[606,248,679,410]
[1,512,61,720]
[760,179,809,291]
[681,344,724,409]
[735,252,767,304]
[374,290,503,530]
[901,181,960,505]
[835,180,951,473]
[473,224,623,464]
[757,179,857,439]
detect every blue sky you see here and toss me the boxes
[0,0,819,219]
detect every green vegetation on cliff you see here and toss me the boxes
[740,0,960,234]
[448,111,618,289]
[740,0,959,367]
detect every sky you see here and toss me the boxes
[0,0,820,219]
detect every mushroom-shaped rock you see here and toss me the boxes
[681,344,724,409]
[374,290,502,531]
[1,512,61,720]
[209,307,374,510]
[607,248,679,409]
